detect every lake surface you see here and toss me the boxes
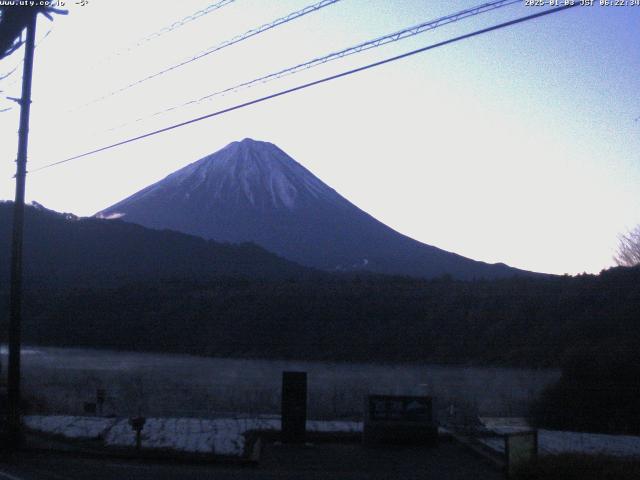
[1,346,559,420]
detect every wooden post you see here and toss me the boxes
[7,9,38,448]
[281,371,307,443]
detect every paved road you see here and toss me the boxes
[0,440,504,480]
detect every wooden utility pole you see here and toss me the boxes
[7,9,37,447]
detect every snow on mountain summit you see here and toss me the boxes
[155,138,337,211]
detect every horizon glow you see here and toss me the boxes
[0,0,638,275]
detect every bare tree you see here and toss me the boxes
[614,225,640,267]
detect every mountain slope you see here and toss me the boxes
[97,138,535,280]
[0,201,309,289]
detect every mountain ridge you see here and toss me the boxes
[0,201,310,289]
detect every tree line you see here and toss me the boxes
[2,265,638,368]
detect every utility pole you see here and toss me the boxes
[7,9,37,448]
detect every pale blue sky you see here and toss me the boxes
[1,0,638,275]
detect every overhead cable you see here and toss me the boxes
[75,0,342,109]
[29,5,578,174]
[97,0,237,63]
[113,0,521,130]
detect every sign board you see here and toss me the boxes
[281,371,307,443]
[368,395,432,422]
[364,395,437,445]
[506,430,538,477]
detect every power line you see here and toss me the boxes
[74,0,342,110]
[110,0,520,132]
[0,39,23,85]
[129,0,236,46]
[36,25,53,47]
[97,0,236,64]
[0,63,18,81]
[29,4,578,175]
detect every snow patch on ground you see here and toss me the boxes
[104,417,245,456]
[24,415,117,440]
[478,418,640,458]
[0,346,42,355]
[24,415,363,457]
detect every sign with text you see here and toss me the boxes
[364,395,437,445]
[368,395,432,423]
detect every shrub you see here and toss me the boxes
[531,350,640,435]
[512,454,640,480]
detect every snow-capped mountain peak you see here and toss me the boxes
[123,138,338,212]
[96,139,532,279]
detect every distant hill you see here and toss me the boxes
[97,138,538,280]
[0,201,310,290]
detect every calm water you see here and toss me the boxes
[1,346,559,420]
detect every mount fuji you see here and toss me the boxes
[97,138,533,279]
